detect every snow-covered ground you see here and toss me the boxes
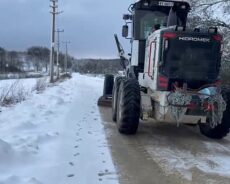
[0,78,37,94]
[1,73,230,184]
[0,74,118,184]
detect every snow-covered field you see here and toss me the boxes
[0,78,37,94]
[0,74,118,184]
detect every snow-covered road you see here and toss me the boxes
[0,74,118,184]
[1,74,230,184]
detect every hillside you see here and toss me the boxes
[72,59,123,74]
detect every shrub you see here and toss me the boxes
[32,78,47,93]
[0,81,29,106]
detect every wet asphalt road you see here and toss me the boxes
[99,107,230,184]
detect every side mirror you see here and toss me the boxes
[122,25,129,38]
[123,14,132,20]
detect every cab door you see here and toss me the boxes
[148,38,157,79]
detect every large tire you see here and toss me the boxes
[103,74,114,96]
[112,76,123,122]
[199,88,230,139]
[116,78,141,134]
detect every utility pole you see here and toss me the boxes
[63,41,70,75]
[49,0,63,83]
[56,29,64,79]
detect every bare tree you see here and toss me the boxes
[189,0,230,82]
[27,47,50,72]
[0,47,6,73]
[41,47,50,72]
[6,51,22,72]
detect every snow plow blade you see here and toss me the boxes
[97,95,112,107]
[98,74,114,107]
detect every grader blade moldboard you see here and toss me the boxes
[97,95,112,107]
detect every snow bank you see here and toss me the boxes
[0,139,15,164]
[0,78,39,107]
[0,74,118,184]
[0,176,43,184]
[0,78,37,93]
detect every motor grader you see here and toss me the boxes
[98,0,230,139]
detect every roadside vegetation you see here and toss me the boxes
[72,59,122,74]
[0,78,49,107]
[0,80,30,106]
[0,45,74,108]
[0,46,73,80]
[32,78,48,93]
[189,0,230,84]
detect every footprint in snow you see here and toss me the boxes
[74,145,79,148]
[30,113,36,118]
[67,174,75,178]
[44,110,54,116]
[55,98,65,105]
[76,139,82,142]
[69,162,74,166]
[37,104,46,110]
[74,153,80,157]
[98,170,115,177]
[27,177,43,184]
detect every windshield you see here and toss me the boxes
[162,38,221,82]
[134,10,168,40]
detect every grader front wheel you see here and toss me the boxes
[116,78,141,135]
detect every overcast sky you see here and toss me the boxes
[0,0,133,58]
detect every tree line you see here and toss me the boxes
[188,0,230,82]
[0,46,73,74]
[72,59,122,74]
